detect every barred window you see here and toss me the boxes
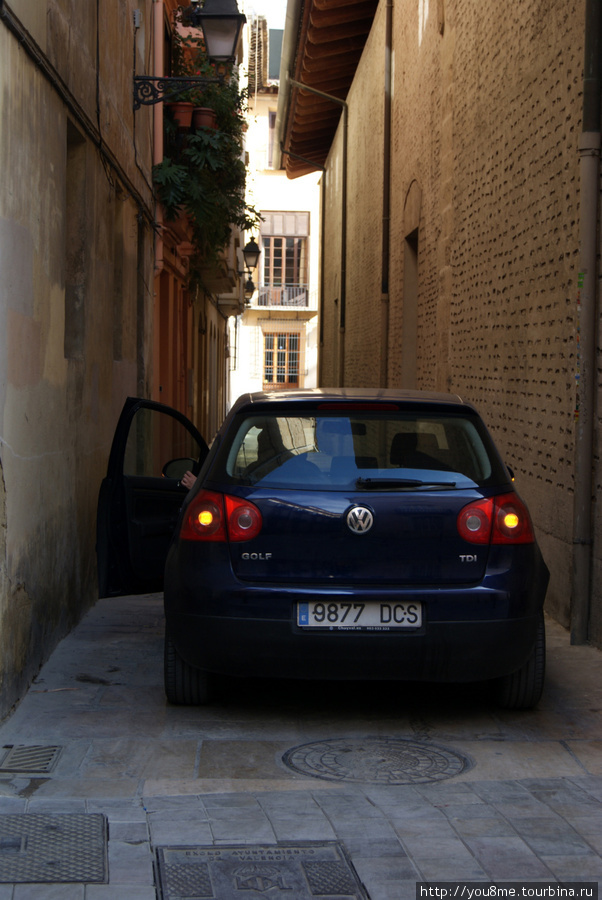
[264,332,300,388]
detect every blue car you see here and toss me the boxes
[98,390,548,709]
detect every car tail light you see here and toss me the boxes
[224,495,263,541]
[457,493,534,545]
[180,490,262,542]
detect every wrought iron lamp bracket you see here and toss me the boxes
[133,76,222,110]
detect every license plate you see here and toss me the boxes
[297,601,422,630]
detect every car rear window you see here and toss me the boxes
[212,410,507,490]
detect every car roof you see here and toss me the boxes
[229,388,477,415]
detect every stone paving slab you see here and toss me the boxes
[0,595,600,898]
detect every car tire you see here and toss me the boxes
[495,612,546,710]
[164,631,212,705]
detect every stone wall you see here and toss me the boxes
[0,0,155,716]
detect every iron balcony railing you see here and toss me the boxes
[256,285,310,308]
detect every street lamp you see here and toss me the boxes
[133,0,246,109]
[190,0,246,64]
[242,238,260,272]
[238,238,260,305]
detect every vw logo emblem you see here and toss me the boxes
[347,506,374,534]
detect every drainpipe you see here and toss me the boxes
[319,171,326,385]
[153,0,164,275]
[339,100,348,387]
[380,0,393,386]
[571,0,601,644]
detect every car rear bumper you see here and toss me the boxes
[165,540,548,683]
[167,609,542,683]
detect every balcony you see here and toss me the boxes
[256,285,310,308]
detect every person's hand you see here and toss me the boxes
[181,470,197,490]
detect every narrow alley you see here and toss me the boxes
[0,595,600,898]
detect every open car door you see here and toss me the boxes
[97,397,209,597]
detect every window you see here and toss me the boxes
[264,332,300,388]
[259,212,309,307]
[263,237,307,288]
[215,411,503,490]
[123,407,202,478]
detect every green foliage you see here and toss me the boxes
[152,6,260,279]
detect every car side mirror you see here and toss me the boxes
[507,465,515,482]
[162,458,198,480]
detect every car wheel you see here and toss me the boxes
[495,613,546,710]
[164,632,212,705]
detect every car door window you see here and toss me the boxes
[123,406,202,477]
[97,397,208,597]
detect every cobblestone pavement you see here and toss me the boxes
[0,595,600,899]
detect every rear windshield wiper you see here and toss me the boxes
[355,477,457,491]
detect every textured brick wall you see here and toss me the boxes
[320,0,598,639]
[443,0,582,630]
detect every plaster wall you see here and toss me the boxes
[337,8,387,389]
[191,293,230,442]
[0,1,155,715]
[11,0,155,200]
[320,0,590,638]
[320,125,345,387]
[230,91,321,403]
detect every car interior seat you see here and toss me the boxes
[390,431,445,470]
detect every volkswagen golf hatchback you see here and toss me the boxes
[153,389,548,709]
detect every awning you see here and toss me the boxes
[276,0,378,178]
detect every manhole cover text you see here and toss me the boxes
[156,842,368,899]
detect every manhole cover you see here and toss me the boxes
[0,746,62,774]
[0,814,107,883]
[156,842,368,899]
[282,737,471,784]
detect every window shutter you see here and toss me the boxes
[260,212,309,237]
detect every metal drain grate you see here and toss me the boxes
[283,737,472,784]
[0,814,108,883]
[0,745,62,775]
[156,842,369,899]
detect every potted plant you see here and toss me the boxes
[153,8,260,280]
[168,101,195,130]
[192,107,217,130]
[168,12,224,133]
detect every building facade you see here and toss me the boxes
[150,0,247,441]
[229,14,321,403]
[277,0,602,647]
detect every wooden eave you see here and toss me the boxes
[282,0,378,178]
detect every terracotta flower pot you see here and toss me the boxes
[168,101,194,130]
[192,107,218,130]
